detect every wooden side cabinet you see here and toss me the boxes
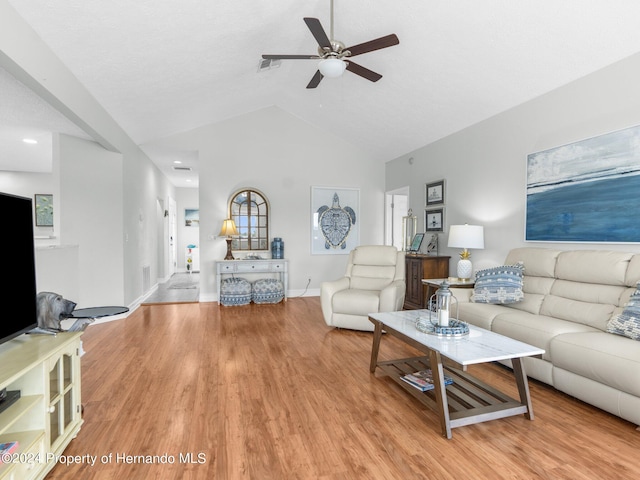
[404,255,450,309]
[0,332,83,480]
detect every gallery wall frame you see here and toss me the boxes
[185,209,199,227]
[426,180,445,206]
[34,194,53,227]
[526,124,640,243]
[311,186,359,255]
[425,208,444,232]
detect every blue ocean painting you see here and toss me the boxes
[526,124,640,242]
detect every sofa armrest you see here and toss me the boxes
[320,277,350,322]
[379,280,406,312]
[451,287,473,303]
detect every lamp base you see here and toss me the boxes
[224,238,234,260]
[456,259,473,280]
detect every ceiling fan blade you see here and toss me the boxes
[304,17,331,49]
[345,61,382,82]
[306,70,324,89]
[345,34,399,57]
[262,54,320,60]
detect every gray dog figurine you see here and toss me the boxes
[36,292,93,332]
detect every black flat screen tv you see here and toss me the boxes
[0,192,38,345]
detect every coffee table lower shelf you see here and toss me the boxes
[378,356,529,433]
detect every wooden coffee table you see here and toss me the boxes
[368,310,545,439]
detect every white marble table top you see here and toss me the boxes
[369,309,545,366]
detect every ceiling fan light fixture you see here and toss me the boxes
[318,58,346,78]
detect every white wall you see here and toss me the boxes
[58,134,124,307]
[153,106,385,300]
[386,52,640,274]
[1,2,177,308]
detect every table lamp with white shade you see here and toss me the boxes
[219,219,238,260]
[447,224,484,280]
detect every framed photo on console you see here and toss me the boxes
[407,233,425,253]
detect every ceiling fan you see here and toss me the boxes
[261,0,399,89]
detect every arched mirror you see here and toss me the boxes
[229,188,270,251]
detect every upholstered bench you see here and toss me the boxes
[252,278,284,304]
[219,277,252,306]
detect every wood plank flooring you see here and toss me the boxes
[47,297,640,479]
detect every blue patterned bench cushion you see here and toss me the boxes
[608,283,640,341]
[471,263,524,304]
[252,278,284,304]
[220,277,252,306]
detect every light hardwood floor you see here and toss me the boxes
[47,298,640,479]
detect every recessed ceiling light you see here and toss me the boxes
[22,138,38,144]
[173,160,182,164]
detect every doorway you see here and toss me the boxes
[385,187,409,251]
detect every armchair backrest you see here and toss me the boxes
[345,245,405,291]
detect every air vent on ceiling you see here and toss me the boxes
[172,166,192,171]
[257,58,281,72]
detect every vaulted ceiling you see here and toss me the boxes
[5,1,640,187]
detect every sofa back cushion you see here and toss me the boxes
[501,248,561,315]
[348,245,402,291]
[555,250,633,285]
[505,247,560,278]
[502,248,640,331]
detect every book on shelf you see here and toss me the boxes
[400,369,453,392]
[0,442,18,462]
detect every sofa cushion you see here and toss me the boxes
[351,245,398,266]
[555,250,633,285]
[456,302,509,331]
[607,285,640,340]
[332,289,380,316]
[551,331,640,397]
[350,265,396,290]
[471,264,524,304]
[491,312,597,362]
[348,245,400,291]
[540,293,616,331]
[504,247,560,278]
[624,254,640,286]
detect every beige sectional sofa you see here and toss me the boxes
[452,247,640,427]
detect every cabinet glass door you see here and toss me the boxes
[49,351,77,447]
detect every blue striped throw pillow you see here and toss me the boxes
[607,285,640,341]
[471,263,524,304]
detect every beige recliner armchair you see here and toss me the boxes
[320,245,406,331]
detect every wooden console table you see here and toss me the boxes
[216,259,288,300]
[404,255,450,309]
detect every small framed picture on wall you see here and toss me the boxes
[425,208,444,232]
[426,180,445,206]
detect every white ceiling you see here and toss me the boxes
[0,65,90,172]
[6,0,640,187]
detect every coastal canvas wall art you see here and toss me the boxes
[526,124,640,243]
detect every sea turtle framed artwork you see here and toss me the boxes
[311,186,360,255]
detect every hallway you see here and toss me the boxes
[141,272,200,304]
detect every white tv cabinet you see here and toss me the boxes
[0,332,83,480]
